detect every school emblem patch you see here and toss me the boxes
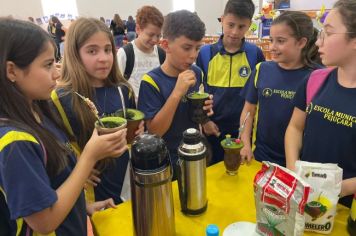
[262,88,273,97]
[239,66,250,78]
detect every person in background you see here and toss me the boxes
[110,14,126,48]
[196,0,265,164]
[100,16,105,23]
[285,0,356,207]
[126,15,136,42]
[0,18,125,236]
[117,6,165,102]
[51,16,66,60]
[47,18,60,62]
[138,10,213,179]
[53,18,144,205]
[239,11,320,167]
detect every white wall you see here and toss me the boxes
[76,0,172,21]
[0,0,260,35]
[195,0,225,35]
[0,0,43,20]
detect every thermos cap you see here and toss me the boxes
[206,224,219,236]
[131,134,169,171]
[183,128,201,145]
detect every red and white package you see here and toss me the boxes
[254,162,311,236]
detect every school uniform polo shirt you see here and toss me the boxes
[0,117,86,236]
[138,65,202,163]
[294,68,356,180]
[241,61,315,166]
[54,85,135,204]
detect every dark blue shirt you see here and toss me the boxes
[138,66,202,162]
[0,117,86,236]
[294,68,356,180]
[126,21,136,32]
[56,85,135,204]
[241,61,316,166]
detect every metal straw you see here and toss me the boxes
[117,86,126,119]
[74,92,105,127]
[237,111,250,140]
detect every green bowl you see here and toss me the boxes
[95,116,127,135]
[114,108,145,121]
[220,139,243,149]
[186,92,209,100]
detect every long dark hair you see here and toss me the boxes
[0,18,71,178]
[272,11,320,68]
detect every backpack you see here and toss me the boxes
[306,68,335,105]
[122,43,166,79]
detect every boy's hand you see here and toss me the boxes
[203,95,214,117]
[173,70,196,98]
[202,121,220,137]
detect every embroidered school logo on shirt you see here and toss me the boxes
[262,88,273,97]
[262,88,296,100]
[239,66,250,78]
[273,89,295,100]
[310,104,356,128]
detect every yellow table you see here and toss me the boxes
[91,160,349,235]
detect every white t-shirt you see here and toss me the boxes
[117,40,161,102]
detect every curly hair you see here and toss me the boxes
[162,10,205,41]
[136,6,164,29]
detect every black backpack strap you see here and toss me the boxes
[157,46,166,64]
[123,43,135,79]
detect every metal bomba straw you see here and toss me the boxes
[74,92,105,127]
[236,111,250,144]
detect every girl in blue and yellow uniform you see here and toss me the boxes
[53,18,144,205]
[0,18,127,235]
[240,11,320,166]
[286,0,356,207]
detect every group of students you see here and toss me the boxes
[110,14,137,48]
[0,0,356,235]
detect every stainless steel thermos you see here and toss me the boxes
[130,134,175,236]
[177,128,208,215]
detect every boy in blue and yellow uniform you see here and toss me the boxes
[138,10,212,179]
[196,0,265,164]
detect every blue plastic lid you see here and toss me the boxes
[206,224,219,236]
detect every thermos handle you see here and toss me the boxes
[130,154,174,188]
[177,158,188,212]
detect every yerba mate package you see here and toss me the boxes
[295,161,342,234]
[254,162,310,236]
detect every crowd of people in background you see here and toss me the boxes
[1,0,356,235]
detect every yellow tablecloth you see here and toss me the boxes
[91,160,349,235]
